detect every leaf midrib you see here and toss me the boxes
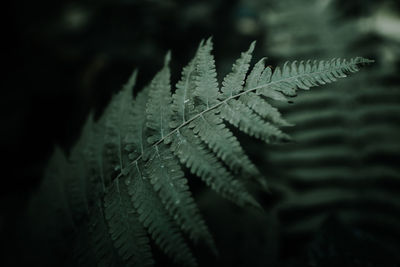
[115,60,358,180]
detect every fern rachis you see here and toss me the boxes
[43,38,372,266]
[119,49,372,178]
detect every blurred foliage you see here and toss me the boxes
[252,0,400,266]
[2,0,400,266]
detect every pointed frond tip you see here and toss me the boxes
[355,57,375,64]
[51,39,373,267]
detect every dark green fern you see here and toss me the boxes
[259,0,400,256]
[43,38,372,266]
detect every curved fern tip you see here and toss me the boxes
[358,57,375,64]
[123,68,138,93]
[205,36,214,46]
[164,51,172,65]
[249,40,256,52]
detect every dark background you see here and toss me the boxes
[2,0,400,266]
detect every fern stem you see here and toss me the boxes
[115,60,367,181]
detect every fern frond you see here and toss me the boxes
[126,165,197,267]
[220,99,291,143]
[220,41,255,99]
[80,114,108,200]
[193,38,220,109]
[170,128,261,209]
[190,111,259,176]
[66,116,104,222]
[142,53,216,252]
[241,59,293,126]
[48,147,89,224]
[171,40,204,127]
[255,58,374,98]
[146,52,173,144]
[145,143,216,251]
[104,69,199,266]
[104,179,154,267]
[41,38,372,267]
[123,40,370,263]
[127,88,149,158]
[100,69,138,182]
[88,200,122,267]
[244,57,266,90]
[239,92,293,127]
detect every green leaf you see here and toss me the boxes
[190,111,259,176]
[126,164,197,267]
[193,38,220,109]
[104,179,154,267]
[170,128,261,209]
[146,53,173,144]
[220,99,291,143]
[220,41,255,99]
[171,41,204,127]
[145,144,216,252]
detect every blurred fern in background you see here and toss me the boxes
[248,0,400,265]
